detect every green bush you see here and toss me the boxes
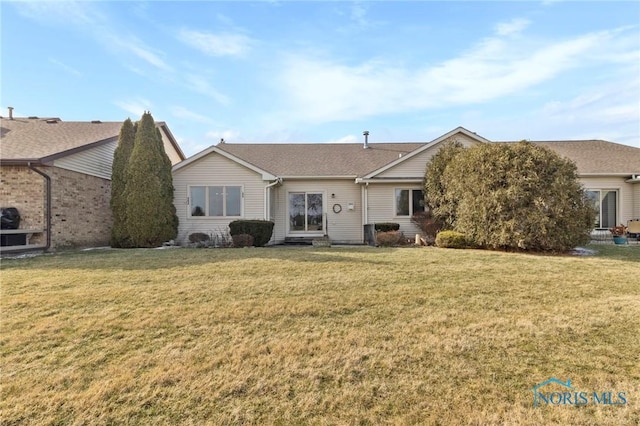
[229,220,274,247]
[435,231,467,249]
[375,222,400,232]
[440,142,595,251]
[376,231,406,247]
[232,234,254,248]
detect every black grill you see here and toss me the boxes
[1,207,21,230]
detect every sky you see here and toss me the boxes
[2,1,639,157]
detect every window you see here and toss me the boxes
[395,189,425,216]
[586,189,617,228]
[189,185,242,217]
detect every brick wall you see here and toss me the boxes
[0,166,46,245]
[0,165,114,249]
[49,167,113,249]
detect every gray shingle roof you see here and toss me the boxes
[217,142,424,177]
[512,140,640,174]
[0,117,185,164]
[217,139,640,177]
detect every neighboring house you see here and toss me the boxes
[172,126,640,245]
[0,114,185,251]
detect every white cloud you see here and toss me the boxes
[114,98,153,118]
[328,134,359,144]
[273,26,636,124]
[16,1,171,72]
[205,129,240,142]
[48,57,83,77]
[494,18,530,36]
[178,29,252,57]
[170,106,213,123]
[183,74,231,105]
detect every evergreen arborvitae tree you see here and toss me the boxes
[110,118,136,248]
[423,138,465,228]
[124,112,178,247]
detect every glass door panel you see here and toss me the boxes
[306,193,323,231]
[289,192,323,232]
[289,193,305,231]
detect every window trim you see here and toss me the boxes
[586,188,619,229]
[394,188,425,217]
[188,184,244,218]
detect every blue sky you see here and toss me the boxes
[2,1,639,157]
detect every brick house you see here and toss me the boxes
[0,114,185,252]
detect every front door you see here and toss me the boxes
[289,192,323,234]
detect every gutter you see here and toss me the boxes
[27,163,52,251]
[264,178,282,221]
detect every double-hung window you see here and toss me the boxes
[395,189,425,216]
[190,185,242,217]
[585,189,617,228]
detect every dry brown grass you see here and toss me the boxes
[1,246,639,425]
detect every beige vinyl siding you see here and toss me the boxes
[366,183,421,237]
[377,133,480,178]
[53,140,117,180]
[173,151,267,244]
[160,130,183,165]
[580,176,635,225]
[272,179,362,244]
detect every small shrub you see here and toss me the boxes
[435,231,467,249]
[188,232,210,243]
[229,220,275,247]
[411,210,443,245]
[232,234,254,248]
[375,222,400,232]
[376,231,405,247]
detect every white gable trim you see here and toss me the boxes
[172,145,277,180]
[362,127,490,179]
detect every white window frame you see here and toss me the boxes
[394,188,425,217]
[586,188,618,229]
[188,185,244,218]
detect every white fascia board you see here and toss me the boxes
[362,126,490,179]
[356,177,423,184]
[172,145,277,180]
[279,175,357,180]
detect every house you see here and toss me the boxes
[172,126,640,245]
[0,113,185,251]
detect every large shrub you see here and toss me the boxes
[110,118,136,248]
[441,142,595,251]
[123,112,178,248]
[424,138,466,228]
[411,210,443,244]
[229,220,274,247]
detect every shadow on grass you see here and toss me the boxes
[0,246,398,271]
[586,244,640,263]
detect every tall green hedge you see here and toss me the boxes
[110,118,136,248]
[122,112,178,248]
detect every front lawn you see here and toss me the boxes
[1,246,638,425]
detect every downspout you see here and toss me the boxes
[263,178,281,220]
[28,163,52,251]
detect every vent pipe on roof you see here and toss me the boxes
[363,130,370,149]
[8,107,14,120]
